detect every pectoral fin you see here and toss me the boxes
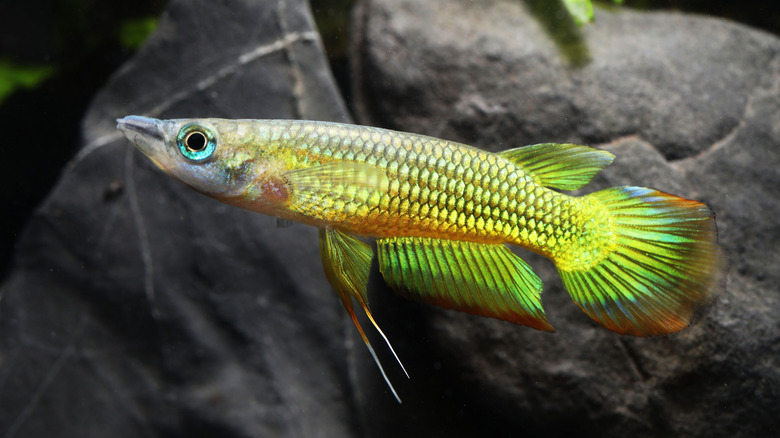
[376,237,553,331]
[499,143,614,191]
[286,161,389,199]
[318,228,407,402]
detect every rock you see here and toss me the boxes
[351,0,779,437]
[0,0,361,437]
[4,0,779,437]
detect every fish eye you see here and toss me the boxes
[177,124,216,161]
[185,131,207,151]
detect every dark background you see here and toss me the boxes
[1,0,778,277]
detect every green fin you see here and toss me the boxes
[499,143,614,191]
[286,161,389,198]
[376,237,553,331]
[318,228,408,402]
[557,187,726,336]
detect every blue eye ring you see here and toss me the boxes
[177,124,216,161]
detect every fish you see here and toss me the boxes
[117,116,725,401]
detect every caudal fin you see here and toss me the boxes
[558,187,726,336]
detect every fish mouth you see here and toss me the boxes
[117,115,170,170]
[116,116,165,141]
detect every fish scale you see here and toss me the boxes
[283,121,584,257]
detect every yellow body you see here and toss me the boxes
[232,120,607,271]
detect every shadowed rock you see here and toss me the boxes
[0,1,359,437]
[2,0,778,437]
[351,0,779,437]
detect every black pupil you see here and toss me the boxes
[186,132,207,151]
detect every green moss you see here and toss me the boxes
[0,59,55,105]
[564,0,625,25]
[119,17,159,49]
[563,0,595,25]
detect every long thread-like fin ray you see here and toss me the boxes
[499,143,614,190]
[318,228,408,402]
[337,293,402,403]
[359,303,410,379]
[557,187,726,336]
[376,237,553,331]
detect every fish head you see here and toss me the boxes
[117,116,259,199]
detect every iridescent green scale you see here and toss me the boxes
[285,121,580,257]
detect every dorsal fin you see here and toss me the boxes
[498,143,614,191]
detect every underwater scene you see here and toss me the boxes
[1,1,778,436]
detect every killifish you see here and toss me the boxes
[117,116,724,401]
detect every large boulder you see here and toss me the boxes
[0,0,360,436]
[2,0,777,437]
[350,0,779,437]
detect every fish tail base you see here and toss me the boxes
[558,186,726,336]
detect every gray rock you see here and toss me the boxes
[0,0,361,437]
[3,0,779,437]
[351,0,779,437]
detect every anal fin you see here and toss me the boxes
[376,237,553,331]
[318,228,408,402]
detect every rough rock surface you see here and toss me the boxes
[0,0,361,437]
[2,0,779,437]
[351,0,780,437]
